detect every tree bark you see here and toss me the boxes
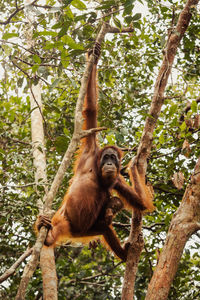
[40,247,58,300]
[121,210,144,300]
[31,83,58,300]
[16,80,58,300]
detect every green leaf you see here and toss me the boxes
[31,65,39,73]
[133,22,141,30]
[32,55,41,64]
[52,22,62,30]
[96,0,116,9]
[17,77,24,88]
[61,49,69,68]
[44,41,63,50]
[125,16,133,25]
[2,44,12,55]
[132,13,141,21]
[2,32,19,40]
[63,128,70,136]
[106,134,116,145]
[37,30,57,37]
[55,136,69,153]
[161,6,168,13]
[62,35,84,50]
[71,0,86,10]
[159,132,165,144]
[123,0,134,15]
[169,104,178,117]
[50,78,61,91]
[191,100,197,113]
[180,121,187,131]
[65,6,74,19]
[113,17,122,30]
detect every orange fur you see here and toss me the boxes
[128,163,155,212]
[36,43,154,261]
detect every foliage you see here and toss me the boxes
[0,0,200,299]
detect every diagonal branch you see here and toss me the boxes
[0,248,33,283]
[135,0,199,174]
[15,21,110,300]
[45,22,110,212]
[122,1,199,299]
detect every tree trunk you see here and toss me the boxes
[30,83,58,300]
[16,2,57,299]
[121,210,144,300]
[40,247,58,300]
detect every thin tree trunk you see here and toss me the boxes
[16,1,57,299]
[30,83,58,300]
[121,210,144,299]
[40,246,58,300]
[16,76,58,300]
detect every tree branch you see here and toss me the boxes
[195,222,200,230]
[0,0,38,25]
[121,210,144,299]
[135,0,199,175]
[122,1,199,299]
[0,248,33,283]
[79,127,107,139]
[107,26,134,33]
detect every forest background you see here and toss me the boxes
[0,0,200,299]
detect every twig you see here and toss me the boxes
[0,182,49,189]
[0,0,38,25]
[143,222,165,231]
[33,3,53,9]
[11,60,30,79]
[66,263,123,286]
[144,243,153,277]
[13,55,59,68]
[0,137,31,146]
